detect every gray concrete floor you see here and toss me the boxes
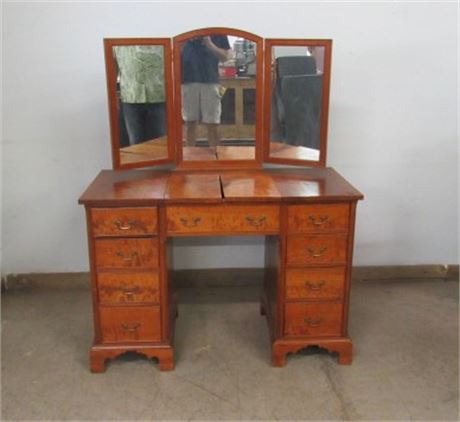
[1,277,458,421]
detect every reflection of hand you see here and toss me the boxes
[202,36,230,62]
[202,36,213,49]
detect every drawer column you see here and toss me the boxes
[85,206,174,372]
[263,202,357,366]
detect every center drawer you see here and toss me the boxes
[166,205,279,235]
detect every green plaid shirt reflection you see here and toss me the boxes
[114,45,165,103]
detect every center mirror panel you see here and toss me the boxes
[173,28,263,168]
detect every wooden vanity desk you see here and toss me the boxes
[81,28,363,372]
[79,168,362,371]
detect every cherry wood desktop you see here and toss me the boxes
[79,168,363,371]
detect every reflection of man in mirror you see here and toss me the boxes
[181,35,231,147]
[114,45,166,146]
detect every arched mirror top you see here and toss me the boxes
[173,27,263,45]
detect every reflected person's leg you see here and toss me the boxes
[185,121,198,146]
[118,104,130,148]
[121,103,145,145]
[182,83,200,146]
[145,102,167,140]
[205,124,220,147]
[201,84,222,147]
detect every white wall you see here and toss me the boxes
[2,1,458,273]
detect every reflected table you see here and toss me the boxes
[120,137,168,165]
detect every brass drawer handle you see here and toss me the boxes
[308,215,329,226]
[120,285,140,300]
[245,215,267,227]
[114,219,137,231]
[122,291,134,300]
[121,322,141,332]
[180,217,202,228]
[121,285,140,294]
[304,318,323,327]
[307,247,328,258]
[115,251,139,262]
[305,280,326,290]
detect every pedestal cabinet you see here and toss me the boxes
[265,203,357,366]
[85,205,174,371]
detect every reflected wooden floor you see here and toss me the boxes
[121,140,256,164]
[217,146,255,161]
[120,138,168,164]
[182,146,217,161]
[183,146,255,161]
[270,142,320,161]
[120,141,318,164]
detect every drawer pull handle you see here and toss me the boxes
[245,215,267,227]
[305,280,326,290]
[304,318,323,327]
[115,251,139,262]
[123,292,134,300]
[121,322,141,332]
[180,217,202,228]
[121,285,140,294]
[114,219,137,231]
[120,285,140,300]
[307,247,328,258]
[308,215,329,226]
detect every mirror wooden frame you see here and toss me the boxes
[172,28,264,170]
[263,39,332,168]
[104,38,176,169]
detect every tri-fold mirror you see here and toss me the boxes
[104,28,331,170]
